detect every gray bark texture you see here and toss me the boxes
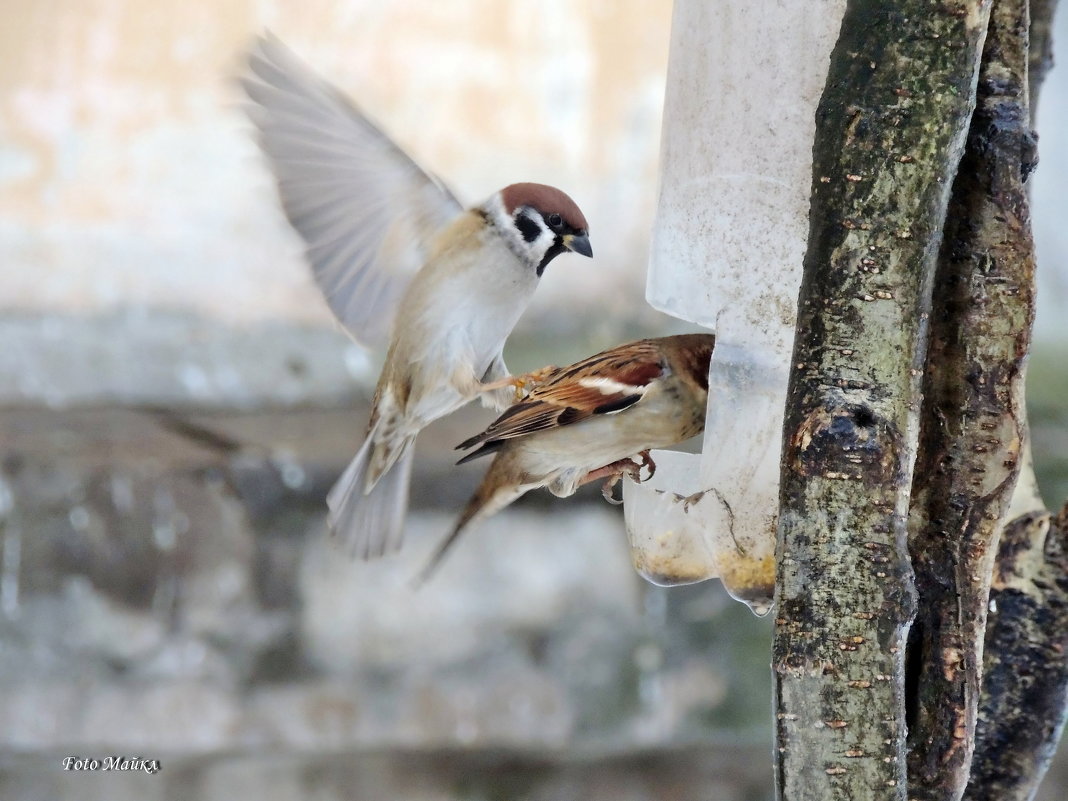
[963,504,1068,801]
[963,3,1067,796]
[774,2,992,800]
[904,0,1037,797]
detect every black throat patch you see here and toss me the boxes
[537,239,566,277]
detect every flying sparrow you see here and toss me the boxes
[418,333,716,581]
[241,35,593,558]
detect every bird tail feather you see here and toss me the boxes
[327,428,415,559]
[413,460,526,586]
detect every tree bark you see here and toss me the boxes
[963,4,1067,795]
[774,3,992,800]
[904,0,1037,797]
[963,502,1068,801]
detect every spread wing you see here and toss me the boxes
[242,34,464,348]
[456,340,668,463]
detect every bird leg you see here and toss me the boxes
[478,365,560,401]
[582,450,657,505]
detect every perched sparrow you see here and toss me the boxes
[242,35,593,557]
[418,333,716,580]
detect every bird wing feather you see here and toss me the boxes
[242,33,464,347]
[456,340,668,459]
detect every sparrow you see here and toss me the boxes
[417,333,716,581]
[241,35,593,558]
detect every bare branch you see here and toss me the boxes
[774,2,992,799]
[904,0,1037,797]
[959,3,1068,794]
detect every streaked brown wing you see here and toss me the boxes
[456,340,667,461]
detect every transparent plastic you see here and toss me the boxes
[633,0,847,614]
[623,451,714,587]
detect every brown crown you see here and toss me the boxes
[500,183,588,231]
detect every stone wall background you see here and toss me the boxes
[1,2,1066,799]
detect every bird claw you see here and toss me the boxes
[636,450,657,482]
[601,475,624,505]
[591,451,657,505]
[509,365,559,400]
[479,365,559,402]
[510,379,527,402]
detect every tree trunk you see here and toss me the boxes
[774,2,992,800]
[962,3,1068,795]
[904,0,1037,797]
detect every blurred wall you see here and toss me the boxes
[1032,5,1068,345]
[0,7,791,801]
[1,1,1065,340]
[0,0,670,334]
[0,3,1066,801]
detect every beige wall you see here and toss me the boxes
[6,1,1064,339]
[0,0,672,328]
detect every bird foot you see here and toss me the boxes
[509,365,560,400]
[635,449,657,481]
[585,450,657,505]
[479,365,559,401]
[601,475,624,505]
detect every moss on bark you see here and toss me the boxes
[774,2,992,799]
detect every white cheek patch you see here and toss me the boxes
[577,376,647,396]
[516,210,555,254]
[489,196,557,268]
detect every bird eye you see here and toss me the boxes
[547,213,562,228]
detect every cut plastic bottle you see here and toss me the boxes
[626,0,847,615]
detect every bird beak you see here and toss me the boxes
[562,232,593,258]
